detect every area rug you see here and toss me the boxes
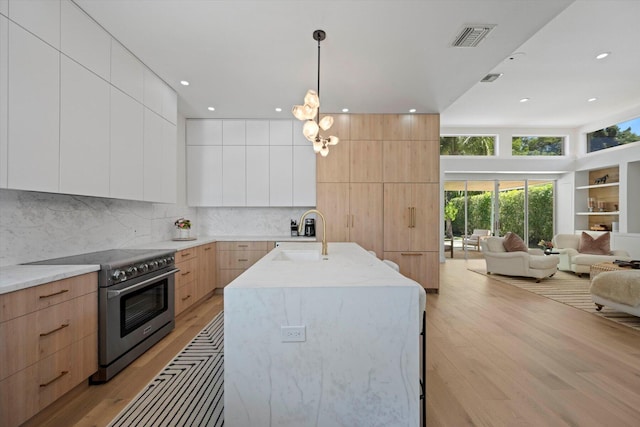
[469,268,640,331]
[109,311,224,427]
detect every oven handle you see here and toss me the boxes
[107,268,180,299]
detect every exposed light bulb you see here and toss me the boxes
[320,145,329,157]
[319,115,334,131]
[304,90,320,109]
[312,140,323,153]
[303,120,319,141]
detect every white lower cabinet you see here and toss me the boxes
[110,88,143,200]
[7,21,60,193]
[60,55,110,198]
[187,146,222,206]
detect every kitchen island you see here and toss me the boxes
[224,242,425,427]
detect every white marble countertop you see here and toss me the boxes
[0,235,316,295]
[127,235,315,251]
[0,264,100,295]
[227,241,426,310]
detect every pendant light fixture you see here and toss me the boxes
[292,30,339,157]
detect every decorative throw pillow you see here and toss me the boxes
[502,232,528,252]
[579,232,610,255]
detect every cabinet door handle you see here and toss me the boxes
[182,294,191,301]
[204,247,211,251]
[412,207,416,228]
[407,207,412,228]
[351,214,355,228]
[181,271,191,276]
[346,214,350,228]
[40,323,70,337]
[39,289,69,299]
[400,252,423,256]
[238,259,249,262]
[40,371,69,387]
[238,244,249,248]
[181,252,191,257]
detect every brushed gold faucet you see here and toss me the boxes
[298,209,328,255]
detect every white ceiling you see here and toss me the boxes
[75,0,640,129]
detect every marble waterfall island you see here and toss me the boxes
[224,242,426,427]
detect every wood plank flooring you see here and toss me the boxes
[22,259,640,426]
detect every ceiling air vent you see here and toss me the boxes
[452,25,496,47]
[481,73,503,83]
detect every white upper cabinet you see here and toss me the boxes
[269,120,293,145]
[162,84,177,125]
[246,120,269,145]
[7,21,60,193]
[246,146,270,206]
[270,146,293,206]
[187,119,222,145]
[187,146,222,206]
[8,0,60,49]
[161,119,177,203]
[293,120,310,146]
[0,16,7,188]
[110,88,144,200]
[293,145,316,206]
[143,108,164,202]
[223,120,246,145]
[60,0,110,81]
[142,68,176,124]
[0,0,7,17]
[110,40,143,102]
[59,55,110,197]
[222,146,246,206]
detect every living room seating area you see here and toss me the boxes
[553,232,631,276]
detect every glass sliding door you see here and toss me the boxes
[527,180,554,248]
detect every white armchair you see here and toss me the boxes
[480,236,559,282]
[463,229,491,251]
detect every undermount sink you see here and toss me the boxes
[273,250,323,261]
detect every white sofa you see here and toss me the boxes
[552,233,631,276]
[480,236,559,282]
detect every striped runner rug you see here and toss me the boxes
[470,268,640,331]
[109,311,224,427]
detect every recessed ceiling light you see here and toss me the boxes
[275,107,282,112]
[207,106,215,111]
[588,97,597,102]
[595,52,610,60]
[519,98,530,103]
[180,80,190,86]
[409,108,417,113]
[342,108,349,113]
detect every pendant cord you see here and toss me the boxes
[316,37,321,125]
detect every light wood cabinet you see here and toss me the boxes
[383,140,439,183]
[384,183,439,252]
[317,183,383,257]
[0,273,98,427]
[383,251,440,292]
[216,241,270,287]
[197,243,217,298]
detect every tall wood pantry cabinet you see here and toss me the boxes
[316,113,440,291]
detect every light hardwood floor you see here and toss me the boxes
[23,260,640,426]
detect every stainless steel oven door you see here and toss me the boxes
[100,267,177,365]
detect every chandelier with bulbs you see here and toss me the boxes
[292,30,339,157]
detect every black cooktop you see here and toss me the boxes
[28,249,174,270]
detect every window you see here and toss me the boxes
[440,136,495,155]
[587,117,640,153]
[512,136,564,156]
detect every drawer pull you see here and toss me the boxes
[181,252,191,257]
[204,247,212,251]
[39,289,69,299]
[238,258,249,262]
[40,371,69,387]
[181,271,191,276]
[238,244,249,248]
[400,253,423,256]
[182,294,191,301]
[40,323,70,337]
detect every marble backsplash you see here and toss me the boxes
[0,188,313,267]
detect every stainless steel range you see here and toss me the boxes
[30,249,178,382]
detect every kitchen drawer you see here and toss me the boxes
[216,241,269,251]
[175,247,198,263]
[217,268,245,288]
[175,258,197,289]
[175,281,196,315]
[0,333,98,427]
[0,292,97,381]
[217,250,266,269]
[0,272,97,322]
